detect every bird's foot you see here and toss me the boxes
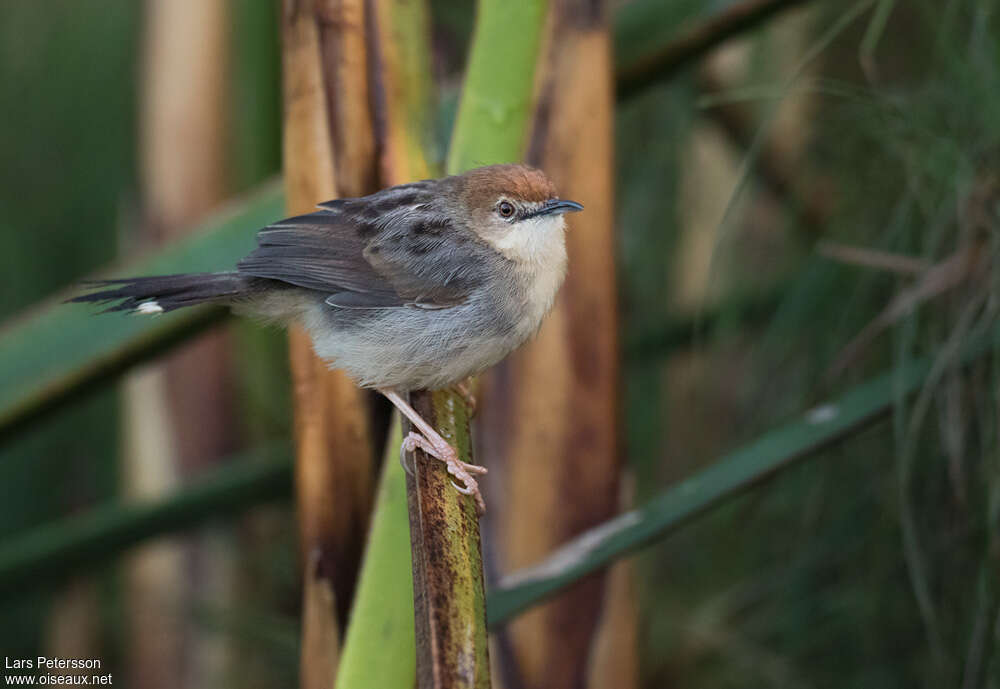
[401,431,487,514]
[451,379,478,417]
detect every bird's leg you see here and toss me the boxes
[378,388,487,514]
[451,378,478,416]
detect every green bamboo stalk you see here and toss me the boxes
[395,2,550,687]
[404,392,488,689]
[371,0,544,685]
[446,0,548,173]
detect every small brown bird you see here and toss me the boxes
[72,164,582,513]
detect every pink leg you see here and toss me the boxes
[379,388,487,514]
[452,378,478,417]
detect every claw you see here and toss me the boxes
[400,430,486,514]
[451,480,474,495]
[399,442,414,476]
[380,389,487,514]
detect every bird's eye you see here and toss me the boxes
[497,201,515,219]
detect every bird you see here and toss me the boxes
[71,164,583,514]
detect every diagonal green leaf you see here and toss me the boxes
[334,421,415,689]
[3,324,998,623]
[0,179,283,441]
[615,0,815,101]
[0,445,291,596]
[486,323,1000,626]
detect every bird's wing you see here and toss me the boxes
[237,186,489,309]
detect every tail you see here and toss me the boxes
[69,272,250,314]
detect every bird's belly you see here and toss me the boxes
[303,301,522,391]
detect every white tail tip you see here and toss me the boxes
[137,301,164,315]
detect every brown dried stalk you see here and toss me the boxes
[281,1,379,686]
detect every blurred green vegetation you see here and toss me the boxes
[2,1,1000,688]
[0,0,289,678]
[618,2,1000,687]
[0,0,139,662]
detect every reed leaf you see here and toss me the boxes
[334,422,415,689]
[487,322,1000,625]
[4,325,999,624]
[0,446,291,595]
[0,180,283,442]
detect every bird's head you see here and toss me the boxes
[453,164,583,265]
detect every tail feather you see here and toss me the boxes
[69,272,249,313]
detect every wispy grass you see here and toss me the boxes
[623,0,1000,685]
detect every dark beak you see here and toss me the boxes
[538,199,584,216]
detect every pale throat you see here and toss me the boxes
[489,214,567,266]
[489,214,568,319]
